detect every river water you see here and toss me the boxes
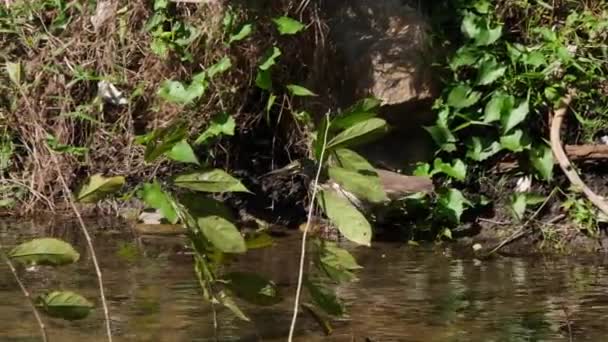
[1,218,608,341]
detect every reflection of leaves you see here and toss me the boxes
[225,272,282,305]
[305,279,344,316]
[9,238,79,266]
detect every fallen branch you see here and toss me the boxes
[549,91,608,217]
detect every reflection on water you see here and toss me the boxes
[2,218,608,341]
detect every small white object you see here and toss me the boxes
[26,265,39,272]
[515,175,532,193]
[472,243,483,252]
[98,80,128,105]
[473,259,482,266]
[138,210,163,224]
[567,44,578,54]
[599,135,608,145]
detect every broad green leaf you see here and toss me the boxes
[305,279,344,316]
[142,181,178,224]
[157,74,207,104]
[225,272,282,305]
[197,215,246,253]
[286,84,316,97]
[432,158,467,181]
[217,290,249,321]
[413,163,431,177]
[450,46,480,70]
[255,69,272,90]
[331,148,375,173]
[328,166,388,203]
[424,123,457,152]
[320,242,362,271]
[476,58,507,85]
[166,140,199,165]
[272,16,305,35]
[331,98,380,131]
[194,112,235,145]
[76,174,125,203]
[206,57,232,78]
[9,238,79,266]
[245,232,274,249]
[178,193,235,221]
[6,61,22,86]
[466,137,502,161]
[461,11,502,46]
[511,193,527,221]
[144,120,189,162]
[326,118,388,151]
[447,84,482,109]
[484,92,514,123]
[259,46,281,70]
[317,189,372,246]
[501,99,529,133]
[228,24,252,44]
[529,144,553,181]
[345,97,381,113]
[475,24,502,46]
[38,291,94,321]
[437,188,469,224]
[500,129,528,152]
[174,169,250,193]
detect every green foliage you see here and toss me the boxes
[194,112,235,145]
[316,189,372,246]
[224,272,282,305]
[272,16,305,35]
[142,181,179,224]
[37,291,94,321]
[174,169,250,193]
[197,215,246,253]
[76,174,125,203]
[9,238,80,266]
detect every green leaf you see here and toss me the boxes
[245,232,274,249]
[166,140,199,165]
[331,148,375,173]
[6,61,22,86]
[144,120,189,162]
[447,84,482,109]
[466,137,502,161]
[38,291,94,321]
[9,238,80,266]
[228,23,252,44]
[76,174,125,203]
[317,189,372,246]
[142,181,178,224]
[225,272,282,305]
[326,118,388,151]
[194,112,235,145]
[529,144,553,181]
[450,46,481,70]
[331,98,380,131]
[432,158,467,181]
[157,74,207,104]
[302,303,333,336]
[305,279,344,316]
[178,194,235,221]
[500,129,529,152]
[286,84,316,97]
[174,169,250,193]
[272,16,305,35]
[217,291,249,321]
[206,57,232,78]
[259,46,281,70]
[437,188,469,224]
[511,193,527,221]
[328,166,388,203]
[484,92,514,123]
[476,58,507,85]
[413,163,431,177]
[320,242,362,271]
[197,215,246,253]
[501,99,529,133]
[255,69,272,90]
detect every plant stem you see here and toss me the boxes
[288,111,331,341]
[0,241,48,342]
[49,152,113,342]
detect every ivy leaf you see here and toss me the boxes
[328,166,388,203]
[500,129,529,152]
[76,174,125,203]
[432,158,467,181]
[224,272,282,305]
[447,84,482,109]
[255,69,272,90]
[413,163,431,177]
[9,238,79,266]
[206,57,232,78]
[436,188,469,224]
[286,84,316,97]
[194,112,235,145]
[174,169,250,193]
[450,46,481,70]
[37,291,94,321]
[466,137,502,161]
[142,181,179,224]
[326,118,388,151]
[501,98,530,134]
[305,279,344,316]
[166,140,199,165]
[198,215,246,253]
[317,189,372,246]
[228,24,252,44]
[484,92,514,123]
[529,143,553,181]
[259,46,281,70]
[476,57,507,85]
[272,16,305,35]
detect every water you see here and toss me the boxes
[1,218,608,341]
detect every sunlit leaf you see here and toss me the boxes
[326,118,388,151]
[259,46,281,70]
[305,279,344,316]
[529,143,553,181]
[157,73,207,104]
[144,120,189,162]
[166,140,199,165]
[198,215,246,253]
[6,61,22,86]
[511,193,527,221]
[500,129,528,152]
[476,57,506,85]
[501,98,529,133]
[174,169,250,193]
[76,174,125,203]
[142,181,178,224]
[245,232,274,249]
[320,242,362,271]
[317,189,371,246]
[225,272,282,305]
[272,16,305,35]
[38,291,94,321]
[228,23,252,44]
[447,84,482,109]
[9,238,79,266]
[432,158,467,181]
[206,57,232,78]
[331,148,375,173]
[286,84,316,97]
[328,166,388,203]
[466,137,502,161]
[436,188,469,224]
[450,46,480,70]
[194,112,235,145]
[484,92,514,123]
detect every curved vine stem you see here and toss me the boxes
[550,90,608,217]
[0,241,48,342]
[288,112,331,341]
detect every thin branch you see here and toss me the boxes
[288,112,331,341]
[0,241,48,342]
[49,152,113,342]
